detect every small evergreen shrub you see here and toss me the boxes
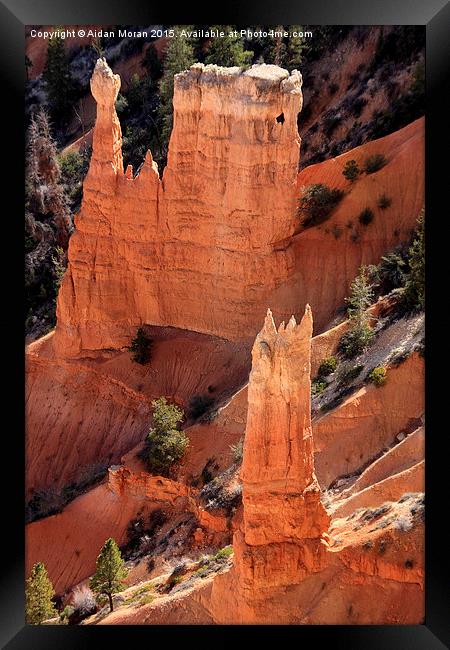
[298,184,345,227]
[213,546,233,561]
[377,194,392,209]
[337,364,364,387]
[363,153,387,174]
[311,379,327,396]
[128,327,152,364]
[90,538,128,613]
[59,605,74,624]
[317,356,338,378]
[367,366,387,386]
[359,208,375,226]
[343,159,360,182]
[338,323,374,358]
[378,252,406,291]
[188,394,215,419]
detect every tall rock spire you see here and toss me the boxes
[89,58,123,175]
[208,306,330,623]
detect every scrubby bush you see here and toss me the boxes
[317,356,338,378]
[359,208,375,226]
[298,183,344,227]
[367,366,387,386]
[59,605,74,624]
[378,251,406,292]
[69,585,97,624]
[377,193,392,209]
[199,467,242,513]
[128,327,152,364]
[311,379,327,396]
[336,364,364,386]
[213,546,233,561]
[338,322,374,359]
[230,438,244,463]
[144,397,188,476]
[115,93,128,114]
[363,153,387,174]
[342,159,360,182]
[188,394,215,419]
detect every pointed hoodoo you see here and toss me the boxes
[241,305,329,546]
[89,58,123,174]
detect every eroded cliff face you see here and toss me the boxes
[54,60,303,356]
[52,58,424,358]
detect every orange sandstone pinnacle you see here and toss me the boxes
[207,307,331,620]
[241,306,330,546]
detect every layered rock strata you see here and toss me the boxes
[53,58,424,358]
[54,60,303,356]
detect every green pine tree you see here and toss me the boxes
[339,266,375,358]
[205,26,253,67]
[145,397,188,476]
[157,27,195,160]
[284,26,307,69]
[42,27,74,125]
[90,538,128,613]
[345,265,374,317]
[26,562,57,624]
[403,210,425,310]
[269,26,287,66]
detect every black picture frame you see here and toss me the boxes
[2,0,449,647]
